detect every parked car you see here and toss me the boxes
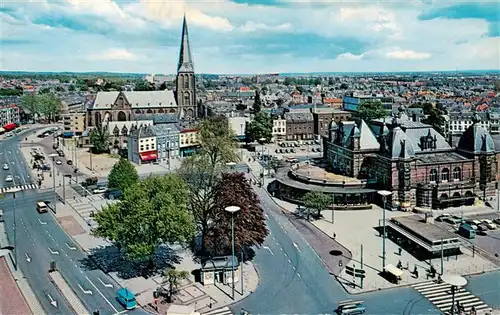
[67,160,73,165]
[5,175,13,182]
[482,219,497,230]
[465,220,478,230]
[477,224,489,232]
[493,217,500,225]
[436,214,451,222]
[116,288,137,310]
[3,164,8,170]
[92,187,108,194]
[55,160,62,165]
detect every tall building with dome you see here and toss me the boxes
[323,111,498,210]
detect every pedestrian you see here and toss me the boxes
[333,233,336,240]
[406,262,409,270]
[398,247,402,255]
[339,260,343,267]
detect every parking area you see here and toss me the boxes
[434,212,500,259]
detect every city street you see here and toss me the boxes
[0,136,37,193]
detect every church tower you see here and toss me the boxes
[176,15,197,118]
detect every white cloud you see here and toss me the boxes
[239,21,292,33]
[385,49,432,60]
[336,52,364,61]
[89,49,138,61]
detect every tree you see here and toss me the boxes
[355,100,387,122]
[162,269,189,299]
[19,95,38,118]
[68,84,75,92]
[135,80,153,91]
[108,158,139,192]
[89,124,111,154]
[204,172,268,256]
[301,191,331,220]
[93,175,195,262]
[177,117,239,254]
[0,88,22,96]
[245,112,273,143]
[252,90,262,114]
[38,93,61,122]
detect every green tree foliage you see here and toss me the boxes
[38,93,61,122]
[39,87,51,94]
[301,191,331,219]
[410,102,446,135]
[68,84,75,92]
[177,117,239,254]
[134,80,154,91]
[252,90,262,114]
[204,172,268,256]
[108,158,139,192]
[162,269,189,297]
[89,124,111,154]
[355,100,387,122]
[245,112,273,143]
[20,95,38,116]
[93,175,195,261]
[0,88,22,96]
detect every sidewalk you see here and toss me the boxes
[241,149,499,294]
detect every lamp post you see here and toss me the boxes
[258,137,266,186]
[49,153,59,213]
[7,187,22,270]
[441,274,467,315]
[225,205,241,300]
[89,145,94,172]
[377,190,392,270]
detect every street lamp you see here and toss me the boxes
[258,137,266,186]
[441,274,467,315]
[89,145,94,172]
[377,190,391,270]
[49,153,59,213]
[6,187,21,270]
[225,205,241,300]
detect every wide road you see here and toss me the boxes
[0,136,35,193]
[231,183,440,314]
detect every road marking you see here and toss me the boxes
[86,276,119,313]
[293,242,301,252]
[65,243,77,250]
[98,277,114,288]
[287,259,292,264]
[25,253,31,262]
[38,218,47,225]
[264,213,269,218]
[78,284,93,295]
[297,273,301,278]
[262,246,274,255]
[292,266,296,270]
[47,293,58,307]
[276,242,279,246]
[280,247,283,251]
[48,247,59,255]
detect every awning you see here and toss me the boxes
[384,264,403,277]
[139,151,157,161]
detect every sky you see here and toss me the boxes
[1,0,499,74]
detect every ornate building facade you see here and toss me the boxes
[324,111,498,210]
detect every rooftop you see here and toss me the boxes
[391,215,459,244]
[417,152,471,164]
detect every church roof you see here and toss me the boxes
[358,120,380,151]
[177,15,194,73]
[387,126,415,158]
[91,91,177,110]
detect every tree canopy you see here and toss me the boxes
[252,91,262,114]
[355,100,387,122]
[0,88,22,96]
[93,175,195,261]
[245,112,273,143]
[108,158,139,193]
[301,191,331,219]
[204,172,268,256]
[410,102,446,135]
[89,124,111,154]
[19,93,61,121]
[177,117,239,255]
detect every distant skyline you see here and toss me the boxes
[1,0,499,74]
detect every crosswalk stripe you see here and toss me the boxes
[202,306,233,315]
[0,184,38,194]
[412,280,492,314]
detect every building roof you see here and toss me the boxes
[177,15,194,73]
[457,114,495,153]
[151,123,180,136]
[358,120,380,151]
[416,152,471,164]
[284,112,313,122]
[387,126,415,158]
[135,113,179,124]
[92,91,177,110]
[391,215,460,244]
[129,125,156,138]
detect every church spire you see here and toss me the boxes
[178,14,194,73]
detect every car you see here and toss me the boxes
[465,220,478,230]
[3,164,8,170]
[482,219,497,230]
[336,300,366,314]
[55,160,62,165]
[116,288,137,310]
[493,217,500,225]
[92,187,107,194]
[67,160,73,165]
[5,175,13,182]
[477,224,489,232]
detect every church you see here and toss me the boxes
[86,15,198,143]
[323,109,498,210]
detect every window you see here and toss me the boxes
[184,79,189,89]
[140,146,144,151]
[430,169,437,182]
[441,168,449,182]
[453,167,461,180]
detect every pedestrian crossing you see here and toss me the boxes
[0,184,38,194]
[412,280,492,314]
[202,306,233,315]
